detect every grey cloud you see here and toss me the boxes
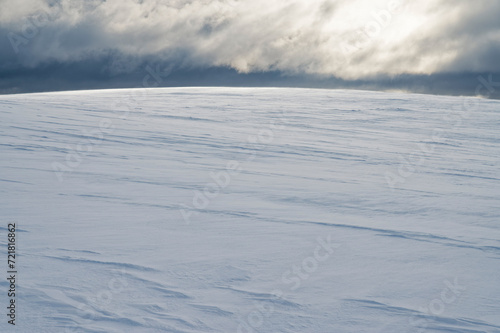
[1,0,499,95]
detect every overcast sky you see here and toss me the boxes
[1,0,499,96]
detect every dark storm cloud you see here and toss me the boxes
[1,0,499,96]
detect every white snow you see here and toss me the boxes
[0,87,499,332]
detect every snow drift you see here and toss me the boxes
[0,87,499,332]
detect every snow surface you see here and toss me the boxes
[0,87,499,332]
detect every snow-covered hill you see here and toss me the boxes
[1,87,499,332]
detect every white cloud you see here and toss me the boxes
[2,0,500,79]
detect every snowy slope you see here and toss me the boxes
[0,87,499,333]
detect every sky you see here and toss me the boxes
[1,0,500,97]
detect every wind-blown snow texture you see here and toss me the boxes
[1,87,499,333]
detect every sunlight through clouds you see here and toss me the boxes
[1,0,500,94]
